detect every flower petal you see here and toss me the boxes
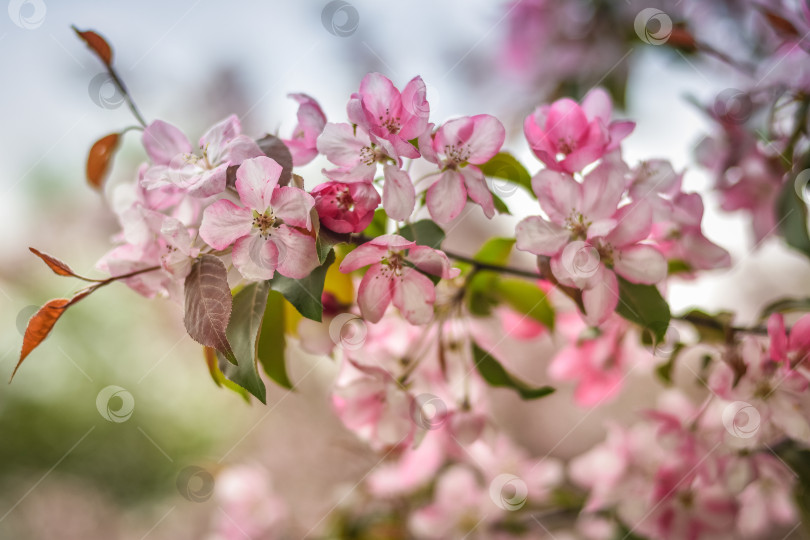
[200,115,241,160]
[142,120,191,165]
[461,167,494,219]
[407,245,459,279]
[357,263,393,323]
[426,170,467,224]
[606,200,653,247]
[271,225,320,279]
[515,216,569,256]
[393,269,436,325]
[613,244,667,284]
[769,313,788,362]
[533,169,581,223]
[199,199,252,250]
[235,156,283,211]
[582,268,619,326]
[317,122,369,168]
[271,186,315,229]
[339,241,388,272]
[382,165,415,221]
[232,233,279,281]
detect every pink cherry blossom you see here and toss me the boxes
[515,164,667,325]
[408,465,499,539]
[339,235,460,325]
[709,329,810,445]
[419,115,506,223]
[212,464,289,540]
[141,115,263,198]
[97,206,199,300]
[718,152,785,243]
[549,314,648,407]
[651,191,731,273]
[316,121,398,182]
[282,93,326,166]
[570,402,744,540]
[332,357,415,451]
[347,72,429,160]
[312,180,380,233]
[199,156,319,280]
[524,88,634,174]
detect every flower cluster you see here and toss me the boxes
[17,16,810,539]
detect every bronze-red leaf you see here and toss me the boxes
[11,287,97,381]
[184,255,236,364]
[72,26,114,66]
[87,133,119,191]
[29,247,77,277]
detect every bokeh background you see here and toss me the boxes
[2,1,809,538]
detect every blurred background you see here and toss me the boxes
[2,1,810,538]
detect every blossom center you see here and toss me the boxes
[252,209,277,238]
[335,187,355,211]
[443,141,472,167]
[378,108,402,134]
[557,136,576,155]
[380,250,405,278]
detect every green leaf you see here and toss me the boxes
[615,277,671,342]
[466,271,500,316]
[472,342,555,400]
[494,278,555,330]
[478,152,533,196]
[667,259,692,275]
[203,347,250,402]
[316,227,346,264]
[777,178,810,259]
[363,208,388,238]
[270,250,335,322]
[474,237,516,265]
[257,290,293,390]
[220,282,270,404]
[679,309,733,343]
[654,342,685,385]
[491,193,511,214]
[399,219,445,249]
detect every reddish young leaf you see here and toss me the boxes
[758,8,800,38]
[27,247,85,279]
[184,255,236,364]
[11,287,97,381]
[72,26,114,66]
[668,26,697,52]
[86,133,119,191]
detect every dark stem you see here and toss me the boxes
[107,67,147,127]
